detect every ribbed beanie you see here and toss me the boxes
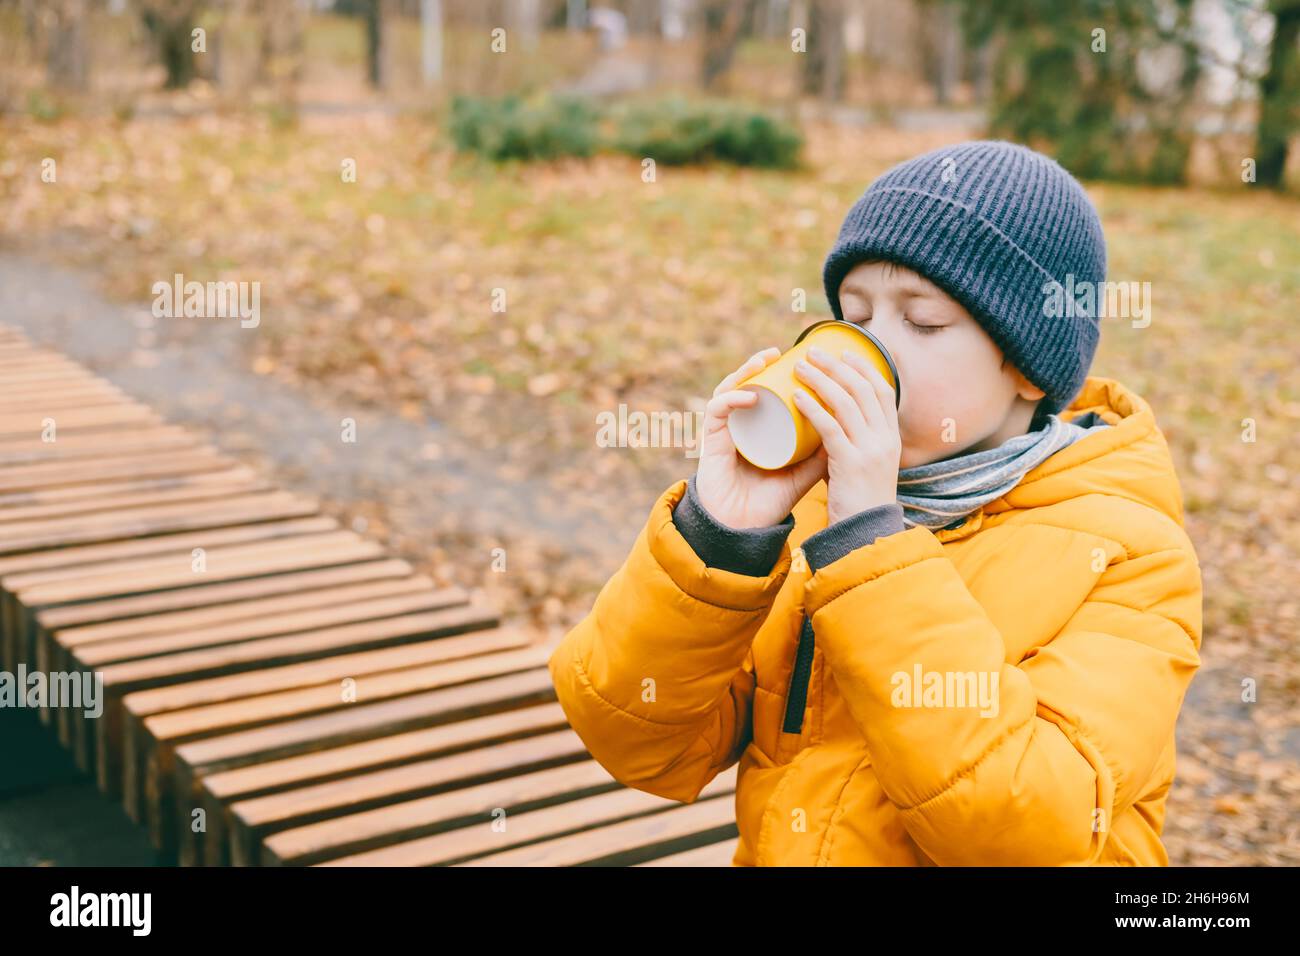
[822,140,1107,417]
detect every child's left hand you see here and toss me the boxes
[793,345,901,527]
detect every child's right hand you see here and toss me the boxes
[694,347,829,529]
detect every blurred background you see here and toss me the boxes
[0,0,1296,866]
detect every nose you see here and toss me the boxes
[859,315,904,407]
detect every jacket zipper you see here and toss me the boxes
[781,613,815,734]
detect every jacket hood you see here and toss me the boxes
[994,375,1186,527]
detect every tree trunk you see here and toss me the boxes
[46,0,90,92]
[141,0,198,90]
[266,0,304,116]
[926,0,962,106]
[1256,0,1300,188]
[366,0,395,88]
[701,0,756,91]
[802,0,845,101]
[421,0,443,87]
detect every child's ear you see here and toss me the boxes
[1008,365,1046,402]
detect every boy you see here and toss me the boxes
[548,141,1203,865]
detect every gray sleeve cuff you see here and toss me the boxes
[801,502,907,573]
[671,473,795,577]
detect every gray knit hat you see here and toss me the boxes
[822,140,1107,418]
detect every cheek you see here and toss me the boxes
[905,379,982,444]
[897,334,1004,443]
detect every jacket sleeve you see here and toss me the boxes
[548,477,794,803]
[670,472,795,577]
[802,520,1203,866]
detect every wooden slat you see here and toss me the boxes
[0,462,257,506]
[153,646,550,748]
[208,710,576,862]
[115,602,501,822]
[95,599,486,694]
[168,666,554,797]
[159,646,550,865]
[315,768,739,867]
[0,425,198,464]
[0,384,130,412]
[456,780,740,867]
[79,593,480,795]
[55,575,441,759]
[260,744,613,866]
[0,468,267,523]
[13,530,374,729]
[0,447,231,493]
[0,367,115,382]
[45,555,405,638]
[8,528,366,604]
[204,700,565,805]
[78,586,463,665]
[0,517,345,672]
[635,841,738,866]
[0,367,105,387]
[83,559,419,791]
[0,490,320,554]
[0,403,160,438]
[151,653,540,858]
[8,529,378,673]
[199,702,569,865]
[60,573,435,647]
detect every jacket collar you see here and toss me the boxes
[986,375,1184,525]
[793,376,1181,546]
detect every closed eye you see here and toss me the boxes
[906,318,945,334]
[852,315,946,335]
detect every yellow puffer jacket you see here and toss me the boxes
[549,377,1203,865]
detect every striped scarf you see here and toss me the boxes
[896,411,1111,531]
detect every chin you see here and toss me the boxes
[901,444,959,469]
[898,447,927,470]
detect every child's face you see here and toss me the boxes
[837,260,1046,469]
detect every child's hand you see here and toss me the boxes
[793,346,901,526]
[694,347,829,529]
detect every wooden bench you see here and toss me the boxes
[0,324,739,866]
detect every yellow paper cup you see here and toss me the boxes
[728,319,901,471]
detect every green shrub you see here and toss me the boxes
[449,94,601,162]
[610,97,803,169]
[447,94,803,169]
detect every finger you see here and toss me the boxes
[704,389,758,433]
[793,388,854,460]
[717,348,774,392]
[842,351,899,433]
[713,347,781,398]
[699,390,759,457]
[794,356,868,445]
[813,347,884,430]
